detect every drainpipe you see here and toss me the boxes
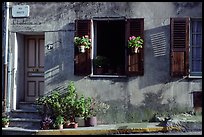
[3,2,9,113]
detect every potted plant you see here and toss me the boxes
[74,35,91,53]
[128,36,144,53]
[41,116,53,130]
[73,95,86,127]
[2,113,10,128]
[93,56,109,74]
[84,98,110,127]
[54,115,64,130]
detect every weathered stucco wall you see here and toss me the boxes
[9,2,202,123]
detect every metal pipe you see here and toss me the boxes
[3,2,9,112]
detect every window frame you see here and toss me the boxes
[90,18,127,77]
[189,18,202,78]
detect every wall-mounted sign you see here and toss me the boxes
[12,5,30,17]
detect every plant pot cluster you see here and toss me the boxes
[36,81,109,130]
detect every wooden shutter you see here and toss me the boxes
[126,18,144,76]
[74,20,91,75]
[170,18,189,76]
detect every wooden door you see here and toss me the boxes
[25,35,44,102]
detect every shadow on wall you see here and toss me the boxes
[129,25,172,89]
[44,23,86,86]
[100,89,192,124]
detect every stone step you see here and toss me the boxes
[10,109,41,119]
[9,118,41,130]
[2,127,38,135]
[18,102,39,111]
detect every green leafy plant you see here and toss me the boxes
[74,35,91,49]
[128,36,144,48]
[74,95,86,117]
[2,113,10,126]
[93,56,109,68]
[54,115,64,126]
[84,98,110,118]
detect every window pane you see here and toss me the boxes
[192,60,202,72]
[192,47,201,59]
[192,21,202,33]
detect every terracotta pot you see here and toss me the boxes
[85,116,97,127]
[69,122,78,128]
[42,125,49,130]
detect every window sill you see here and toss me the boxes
[188,75,202,79]
[89,74,127,78]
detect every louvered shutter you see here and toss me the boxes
[74,20,91,75]
[170,18,189,76]
[126,19,144,76]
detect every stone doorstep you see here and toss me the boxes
[9,118,41,129]
[10,109,41,119]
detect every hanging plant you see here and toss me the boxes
[74,35,91,53]
[128,36,144,53]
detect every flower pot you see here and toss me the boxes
[78,45,86,53]
[58,124,63,130]
[69,122,78,128]
[75,117,85,127]
[131,47,140,53]
[85,116,97,127]
[95,67,104,75]
[2,123,9,128]
[42,125,50,130]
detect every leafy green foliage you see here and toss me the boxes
[74,35,91,49]
[128,36,143,48]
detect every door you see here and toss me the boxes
[25,35,44,102]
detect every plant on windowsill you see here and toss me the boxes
[74,35,91,53]
[128,36,144,53]
[93,56,109,74]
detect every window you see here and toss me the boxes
[190,18,202,76]
[170,17,202,78]
[74,18,144,77]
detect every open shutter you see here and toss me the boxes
[126,18,144,76]
[170,18,189,76]
[74,20,91,75]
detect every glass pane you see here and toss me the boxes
[192,34,197,45]
[192,47,201,59]
[196,34,202,45]
[192,21,202,33]
[196,21,202,33]
[192,60,202,72]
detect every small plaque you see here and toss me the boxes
[12,5,30,17]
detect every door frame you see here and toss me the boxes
[24,35,45,102]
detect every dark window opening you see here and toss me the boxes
[94,20,125,75]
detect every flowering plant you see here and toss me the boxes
[84,98,110,118]
[74,35,91,49]
[42,116,53,129]
[128,36,143,48]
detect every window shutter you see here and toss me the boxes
[170,18,189,76]
[126,18,144,76]
[74,20,91,75]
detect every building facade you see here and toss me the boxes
[2,2,202,124]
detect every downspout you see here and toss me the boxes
[3,2,9,112]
